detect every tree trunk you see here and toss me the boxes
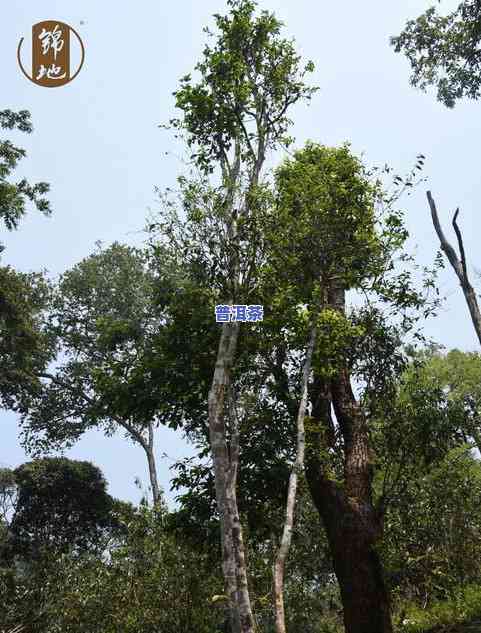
[208,321,256,633]
[310,476,391,633]
[273,323,317,633]
[228,394,256,633]
[224,499,242,633]
[304,282,393,633]
[120,418,162,508]
[228,483,255,632]
[146,423,162,507]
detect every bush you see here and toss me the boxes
[395,583,481,632]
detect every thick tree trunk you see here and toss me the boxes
[308,474,392,633]
[273,323,317,633]
[304,282,393,633]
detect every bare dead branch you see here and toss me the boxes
[427,191,463,279]
[427,191,481,346]
[452,208,468,281]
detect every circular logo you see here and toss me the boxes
[17,20,85,87]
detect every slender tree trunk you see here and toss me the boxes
[224,500,242,633]
[228,393,256,632]
[206,134,257,633]
[146,423,161,506]
[228,482,255,631]
[273,323,317,633]
[120,418,162,508]
[208,321,256,633]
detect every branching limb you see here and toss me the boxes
[427,191,481,346]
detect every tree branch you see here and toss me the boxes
[427,191,481,346]
[38,371,149,450]
[426,191,463,279]
[452,208,468,281]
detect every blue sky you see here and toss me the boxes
[1,0,479,505]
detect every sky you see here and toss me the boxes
[1,0,479,506]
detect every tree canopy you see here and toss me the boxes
[392,0,481,107]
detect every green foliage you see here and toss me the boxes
[313,308,364,379]
[169,484,344,633]
[169,143,439,569]
[0,109,50,242]
[260,143,436,385]
[268,142,380,292]
[170,0,317,172]
[395,584,481,633]
[382,446,481,608]
[373,349,481,611]
[0,267,52,411]
[0,467,16,518]
[392,1,481,107]
[424,347,481,413]
[375,348,481,480]
[0,460,132,632]
[19,242,201,457]
[250,487,343,633]
[1,506,226,633]
[154,0,317,331]
[8,458,121,559]
[0,109,53,412]
[267,145,428,298]
[2,9,477,633]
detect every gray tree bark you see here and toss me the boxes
[273,323,317,633]
[145,423,161,507]
[427,190,481,346]
[208,321,256,633]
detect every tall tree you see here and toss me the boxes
[159,143,436,633]
[19,242,186,507]
[264,143,435,633]
[0,459,132,633]
[159,1,316,630]
[391,1,481,108]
